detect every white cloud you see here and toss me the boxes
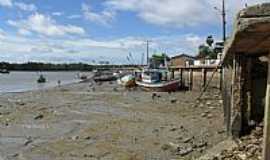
[0,28,6,39]
[103,0,269,27]
[82,3,116,26]
[67,14,82,19]
[52,12,64,16]
[18,29,32,36]
[0,0,12,7]
[14,2,36,11]
[7,13,85,37]
[0,31,204,64]
[67,14,81,19]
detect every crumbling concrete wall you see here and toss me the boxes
[222,3,270,137]
[224,55,267,138]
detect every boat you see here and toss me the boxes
[117,74,136,88]
[0,69,10,74]
[135,69,180,92]
[37,75,46,83]
[93,74,117,82]
[79,74,88,80]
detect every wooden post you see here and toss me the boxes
[227,54,236,135]
[201,68,207,90]
[220,67,224,91]
[201,68,204,90]
[246,58,252,125]
[171,69,175,80]
[263,53,270,160]
[189,69,193,91]
[180,68,183,87]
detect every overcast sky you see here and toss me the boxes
[0,0,269,64]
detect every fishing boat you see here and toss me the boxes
[0,69,10,74]
[93,74,117,82]
[135,69,180,92]
[37,75,46,83]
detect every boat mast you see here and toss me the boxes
[141,52,145,66]
[146,40,149,66]
[146,40,151,66]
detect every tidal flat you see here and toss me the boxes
[0,81,226,160]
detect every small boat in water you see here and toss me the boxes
[135,69,180,92]
[0,69,10,74]
[37,75,46,83]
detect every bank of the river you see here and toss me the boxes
[0,80,227,160]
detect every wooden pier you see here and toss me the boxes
[170,65,223,91]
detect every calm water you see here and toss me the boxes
[0,71,83,93]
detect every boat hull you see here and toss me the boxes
[135,80,180,92]
[94,75,117,82]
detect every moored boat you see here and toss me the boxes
[135,69,180,92]
[37,75,46,83]
[0,69,10,74]
[135,79,180,92]
[94,74,117,82]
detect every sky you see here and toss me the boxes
[0,0,269,64]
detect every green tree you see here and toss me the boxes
[197,35,217,59]
[150,53,170,68]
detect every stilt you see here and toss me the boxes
[189,69,193,91]
[180,68,183,87]
[171,70,175,80]
[220,67,224,91]
[227,54,236,135]
[263,53,270,160]
[201,68,207,90]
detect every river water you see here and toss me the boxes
[0,71,84,93]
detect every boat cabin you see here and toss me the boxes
[135,69,169,84]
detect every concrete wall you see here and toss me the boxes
[223,54,267,137]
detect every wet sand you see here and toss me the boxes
[0,80,227,160]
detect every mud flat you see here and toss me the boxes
[0,80,227,160]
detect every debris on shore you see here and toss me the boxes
[210,123,263,160]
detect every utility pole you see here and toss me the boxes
[222,0,226,43]
[146,40,149,66]
[141,52,144,66]
[215,0,227,43]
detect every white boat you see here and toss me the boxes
[135,69,180,92]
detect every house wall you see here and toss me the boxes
[170,57,194,66]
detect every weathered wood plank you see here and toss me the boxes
[263,53,270,160]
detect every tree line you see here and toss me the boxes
[0,62,141,71]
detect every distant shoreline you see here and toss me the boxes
[0,62,143,71]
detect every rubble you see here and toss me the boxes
[24,137,33,146]
[177,147,193,156]
[34,114,44,120]
[170,98,177,104]
[210,123,264,160]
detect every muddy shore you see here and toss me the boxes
[0,80,227,160]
